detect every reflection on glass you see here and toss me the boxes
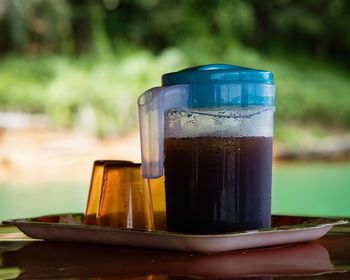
[98,163,154,230]
[83,160,133,225]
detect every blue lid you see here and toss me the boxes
[162,64,275,107]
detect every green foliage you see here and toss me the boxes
[1,0,350,63]
[0,48,187,135]
[0,43,349,138]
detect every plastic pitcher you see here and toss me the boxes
[138,64,275,233]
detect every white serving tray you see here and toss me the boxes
[3,214,347,253]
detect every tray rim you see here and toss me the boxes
[2,213,348,238]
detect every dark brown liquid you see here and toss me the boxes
[164,137,273,233]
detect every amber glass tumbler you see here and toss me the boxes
[83,160,132,225]
[98,163,154,230]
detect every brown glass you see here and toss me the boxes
[97,163,154,230]
[83,160,132,225]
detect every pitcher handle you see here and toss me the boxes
[138,85,189,178]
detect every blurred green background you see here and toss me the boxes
[0,0,349,221]
[1,0,350,138]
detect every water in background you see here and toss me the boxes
[272,162,350,217]
[0,181,89,221]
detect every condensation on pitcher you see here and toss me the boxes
[164,107,274,138]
